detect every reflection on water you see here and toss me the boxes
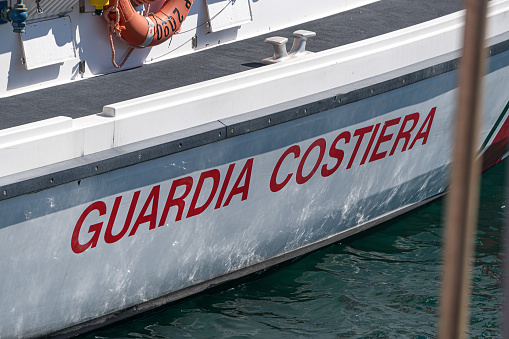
[84,159,506,338]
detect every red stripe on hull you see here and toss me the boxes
[482,115,509,171]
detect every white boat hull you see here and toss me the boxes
[1,0,509,336]
[1,43,509,336]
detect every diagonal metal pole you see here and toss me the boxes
[438,0,488,338]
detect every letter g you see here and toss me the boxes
[71,201,107,254]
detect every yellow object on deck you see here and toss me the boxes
[90,0,109,14]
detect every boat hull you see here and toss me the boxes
[1,44,509,337]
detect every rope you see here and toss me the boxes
[131,0,159,5]
[177,0,232,35]
[108,33,135,68]
[102,0,233,67]
[103,0,135,68]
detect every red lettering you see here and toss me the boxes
[71,201,107,254]
[370,117,401,162]
[224,158,253,206]
[321,131,351,177]
[347,125,374,169]
[409,107,436,149]
[158,177,193,225]
[270,146,300,192]
[187,169,220,218]
[104,196,128,244]
[296,138,326,184]
[72,107,440,252]
[389,113,420,155]
[215,163,235,209]
[129,185,160,236]
[360,123,380,165]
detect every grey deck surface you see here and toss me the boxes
[0,0,463,130]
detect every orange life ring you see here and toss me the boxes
[107,0,194,47]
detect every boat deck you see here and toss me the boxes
[0,0,463,130]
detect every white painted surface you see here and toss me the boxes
[103,1,509,148]
[0,0,379,96]
[205,0,252,32]
[0,127,82,178]
[73,114,115,156]
[25,0,78,21]
[0,2,508,336]
[0,1,508,177]
[0,116,72,146]
[0,115,115,177]
[21,17,76,70]
[0,93,455,338]
[1,66,509,335]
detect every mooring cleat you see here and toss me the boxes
[262,36,289,64]
[289,30,316,56]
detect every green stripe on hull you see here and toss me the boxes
[480,100,509,152]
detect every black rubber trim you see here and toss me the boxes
[220,39,509,137]
[1,39,508,201]
[0,121,226,201]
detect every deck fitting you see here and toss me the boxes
[263,30,316,64]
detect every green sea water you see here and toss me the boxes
[83,159,506,338]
